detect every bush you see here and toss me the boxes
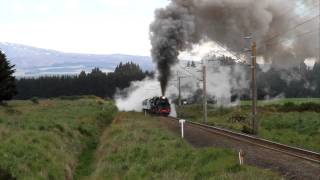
[59,95,98,101]
[299,102,320,112]
[217,106,232,115]
[96,102,118,127]
[59,96,83,100]
[0,168,15,180]
[278,102,320,112]
[0,102,8,107]
[229,111,248,123]
[241,125,253,134]
[96,100,104,105]
[282,102,295,111]
[5,108,21,115]
[30,97,39,104]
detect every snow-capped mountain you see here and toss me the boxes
[0,42,154,77]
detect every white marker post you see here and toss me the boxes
[179,119,186,138]
[239,149,245,165]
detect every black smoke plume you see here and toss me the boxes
[150,0,319,95]
[150,2,196,95]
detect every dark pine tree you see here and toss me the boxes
[0,51,17,103]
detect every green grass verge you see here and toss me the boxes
[177,98,320,152]
[85,112,280,180]
[0,98,117,180]
[241,98,320,106]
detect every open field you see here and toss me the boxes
[177,98,320,152]
[0,97,117,180]
[241,98,320,106]
[86,112,280,180]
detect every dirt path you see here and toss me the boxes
[158,117,320,180]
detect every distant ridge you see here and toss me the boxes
[0,42,153,77]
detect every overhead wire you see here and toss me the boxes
[257,12,319,54]
[177,63,202,81]
[272,1,319,22]
[213,41,245,62]
[257,0,319,48]
[285,1,320,23]
[260,14,320,46]
[260,27,320,48]
[213,2,319,62]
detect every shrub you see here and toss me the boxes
[217,106,232,115]
[59,95,98,101]
[299,102,320,112]
[0,102,8,107]
[0,168,16,180]
[281,102,295,111]
[241,125,253,134]
[278,102,320,112]
[54,123,65,133]
[5,108,21,115]
[96,102,118,127]
[30,97,39,104]
[229,111,247,123]
[59,96,82,100]
[96,100,104,105]
[77,126,91,136]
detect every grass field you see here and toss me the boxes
[177,98,320,152]
[85,112,280,180]
[241,98,320,106]
[0,97,117,180]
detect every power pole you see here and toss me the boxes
[178,76,182,106]
[202,65,208,123]
[177,71,190,106]
[177,72,182,106]
[251,42,258,135]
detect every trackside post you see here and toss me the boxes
[239,149,245,165]
[179,119,186,138]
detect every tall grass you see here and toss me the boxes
[0,98,117,180]
[241,98,320,106]
[85,112,280,180]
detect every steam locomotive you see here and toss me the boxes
[142,96,171,116]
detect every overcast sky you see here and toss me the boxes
[0,0,169,55]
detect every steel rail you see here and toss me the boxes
[167,117,320,164]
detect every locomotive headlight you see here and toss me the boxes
[161,96,166,99]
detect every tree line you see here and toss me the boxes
[257,62,320,99]
[0,49,319,103]
[15,62,153,99]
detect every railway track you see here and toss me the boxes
[167,117,320,164]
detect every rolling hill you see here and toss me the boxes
[0,42,154,77]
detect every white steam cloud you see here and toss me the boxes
[115,78,178,117]
[115,55,249,112]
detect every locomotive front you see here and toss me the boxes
[156,96,171,116]
[142,96,171,116]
